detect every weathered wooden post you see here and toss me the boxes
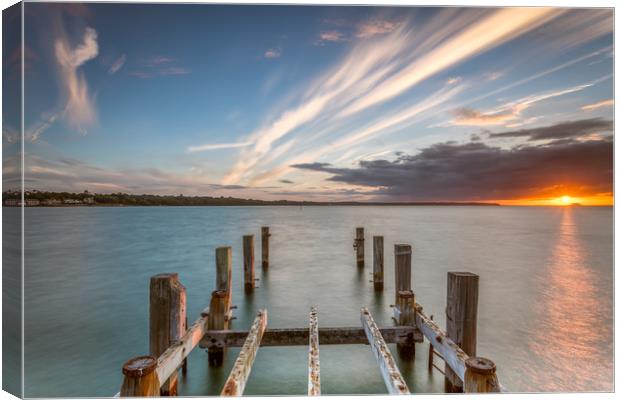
[120,355,160,397]
[393,244,412,307]
[216,246,233,314]
[464,357,500,393]
[150,273,186,396]
[261,227,270,269]
[373,236,384,290]
[353,227,364,268]
[308,307,320,396]
[396,290,416,359]
[445,272,479,393]
[207,289,229,366]
[243,235,255,293]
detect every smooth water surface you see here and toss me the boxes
[21,206,613,396]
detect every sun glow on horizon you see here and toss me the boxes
[561,195,572,205]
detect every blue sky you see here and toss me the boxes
[5,4,614,202]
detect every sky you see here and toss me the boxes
[3,4,614,205]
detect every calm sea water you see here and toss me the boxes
[21,206,612,397]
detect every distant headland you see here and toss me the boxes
[2,190,500,207]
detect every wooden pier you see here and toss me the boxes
[118,227,501,396]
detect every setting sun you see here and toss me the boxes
[561,195,572,205]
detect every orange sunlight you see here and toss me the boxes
[491,194,613,206]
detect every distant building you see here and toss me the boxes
[4,199,19,206]
[26,199,40,206]
[42,199,61,206]
[83,197,95,204]
[64,199,82,205]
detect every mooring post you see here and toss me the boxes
[261,226,270,269]
[373,236,384,290]
[120,355,160,397]
[207,289,229,366]
[150,273,186,396]
[308,307,321,396]
[243,235,255,293]
[445,272,479,393]
[216,246,233,315]
[354,227,364,268]
[464,357,500,393]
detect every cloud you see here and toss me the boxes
[446,77,461,85]
[488,118,612,141]
[130,56,190,78]
[356,20,400,38]
[582,99,613,111]
[279,179,294,184]
[452,107,515,126]
[54,26,99,133]
[318,30,347,43]
[264,49,281,59]
[187,141,253,153]
[108,54,126,74]
[292,136,612,201]
[484,71,503,81]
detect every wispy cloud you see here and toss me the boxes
[54,26,99,133]
[319,30,347,43]
[264,48,281,59]
[108,54,126,74]
[187,141,253,153]
[356,19,400,38]
[221,8,561,187]
[130,55,190,78]
[582,99,613,111]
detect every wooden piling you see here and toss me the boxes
[243,235,255,293]
[396,290,416,360]
[221,310,268,396]
[261,227,270,269]
[308,307,320,396]
[120,356,160,397]
[445,272,479,393]
[464,357,500,393]
[393,244,412,310]
[354,227,364,268]
[216,247,233,313]
[207,290,229,366]
[150,273,186,396]
[372,236,384,290]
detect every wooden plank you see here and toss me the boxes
[415,305,469,383]
[373,236,384,290]
[445,272,479,392]
[155,314,209,388]
[243,235,255,292]
[149,273,186,395]
[308,307,320,396]
[221,310,268,396]
[360,308,410,395]
[199,325,423,348]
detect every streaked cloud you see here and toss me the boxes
[54,26,99,133]
[488,118,612,141]
[187,141,253,153]
[108,54,126,74]
[130,55,190,78]
[319,30,347,43]
[582,99,613,112]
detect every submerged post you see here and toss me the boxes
[150,273,186,396]
[464,357,500,393]
[243,235,255,293]
[354,227,364,268]
[445,272,479,393]
[261,227,270,269]
[207,290,229,366]
[216,246,233,315]
[120,356,160,397]
[373,236,384,291]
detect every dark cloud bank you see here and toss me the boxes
[293,119,613,201]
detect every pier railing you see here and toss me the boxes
[118,225,501,396]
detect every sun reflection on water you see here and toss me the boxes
[527,208,612,391]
